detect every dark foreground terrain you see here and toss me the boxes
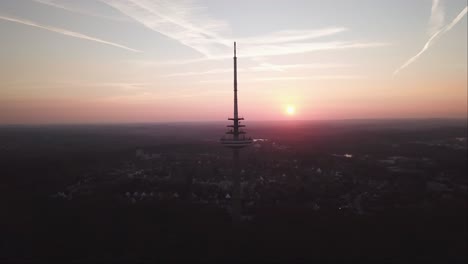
[1,119,466,263]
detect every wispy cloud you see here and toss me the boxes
[393,6,467,76]
[101,0,387,60]
[163,63,353,77]
[0,14,141,52]
[228,41,389,59]
[5,80,152,91]
[125,57,213,67]
[32,0,128,21]
[240,28,348,44]
[164,68,234,77]
[101,0,229,57]
[126,40,387,67]
[428,0,445,35]
[252,75,365,82]
[73,81,151,90]
[250,63,353,72]
[97,87,227,102]
[200,75,365,83]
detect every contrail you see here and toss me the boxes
[428,0,445,35]
[32,0,128,21]
[444,6,468,31]
[101,0,229,57]
[102,0,386,59]
[0,14,141,53]
[393,6,467,76]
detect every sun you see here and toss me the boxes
[286,105,295,115]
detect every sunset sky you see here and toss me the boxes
[0,0,466,124]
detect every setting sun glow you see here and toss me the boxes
[286,105,295,115]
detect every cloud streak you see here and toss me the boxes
[200,75,365,83]
[250,63,353,72]
[126,40,387,67]
[32,0,128,21]
[237,41,388,58]
[164,63,354,77]
[101,0,387,59]
[0,14,141,52]
[240,28,348,44]
[164,68,233,77]
[393,6,467,76]
[252,75,365,82]
[101,0,229,57]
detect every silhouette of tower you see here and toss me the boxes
[220,42,252,222]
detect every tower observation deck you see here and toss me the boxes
[220,42,252,222]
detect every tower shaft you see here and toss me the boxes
[220,42,252,223]
[233,42,239,140]
[232,148,241,222]
[232,42,240,222]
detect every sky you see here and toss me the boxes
[0,0,466,124]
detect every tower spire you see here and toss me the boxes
[234,41,236,57]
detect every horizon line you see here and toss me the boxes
[1,117,467,127]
